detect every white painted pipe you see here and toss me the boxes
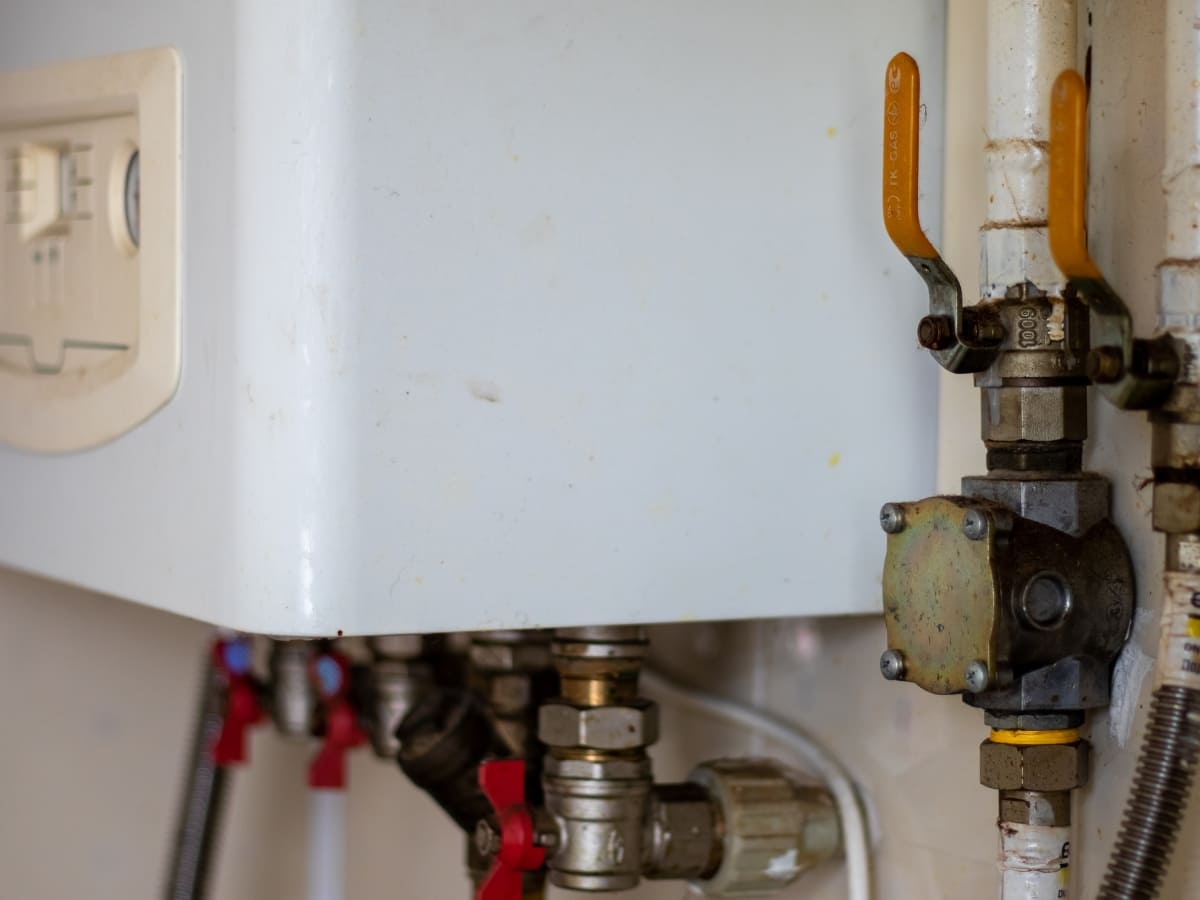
[1159,0,1200,364]
[998,821,1071,900]
[983,3,1077,898]
[1162,7,1200,900]
[981,0,1076,299]
[308,788,347,900]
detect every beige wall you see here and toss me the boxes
[0,569,994,899]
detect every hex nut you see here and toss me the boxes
[488,672,533,716]
[978,385,1088,444]
[979,740,1089,791]
[1152,482,1200,534]
[538,700,659,750]
[469,641,552,673]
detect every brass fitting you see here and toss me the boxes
[538,627,657,893]
[552,626,648,706]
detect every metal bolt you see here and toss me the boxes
[474,819,501,857]
[1087,346,1124,384]
[962,509,988,540]
[964,310,1005,345]
[879,503,906,534]
[879,649,906,681]
[965,660,990,693]
[917,315,955,351]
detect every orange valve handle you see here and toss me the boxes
[1048,70,1102,280]
[883,52,938,261]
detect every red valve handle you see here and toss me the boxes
[210,638,264,766]
[476,760,546,900]
[308,651,367,789]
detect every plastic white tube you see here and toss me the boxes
[308,788,347,900]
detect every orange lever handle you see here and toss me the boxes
[1048,70,1102,280]
[883,52,938,261]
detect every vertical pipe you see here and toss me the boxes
[1159,0,1200,345]
[163,649,229,900]
[983,4,1080,898]
[308,788,347,900]
[998,790,1072,900]
[982,0,1076,300]
[1098,4,1200,897]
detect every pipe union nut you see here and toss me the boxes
[687,759,840,897]
[979,740,1089,792]
[538,699,659,750]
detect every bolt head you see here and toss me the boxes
[1087,346,1124,384]
[879,649,906,681]
[965,660,990,693]
[917,315,955,351]
[962,509,988,540]
[879,503,906,534]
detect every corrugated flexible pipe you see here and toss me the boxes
[1098,687,1200,897]
[163,644,229,900]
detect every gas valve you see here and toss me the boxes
[469,629,841,899]
[877,49,1138,900]
[877,53,1135,716]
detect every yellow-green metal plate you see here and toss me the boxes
[882,497,1000,694]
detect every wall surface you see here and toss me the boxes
[1,2,1199,900]
[0,571,994,900]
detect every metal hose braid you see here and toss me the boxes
[163,650,230,900]
[1097,685,1200,899]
